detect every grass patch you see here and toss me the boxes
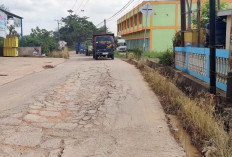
[131,60,232,156]
[115,51,126,58]
[48,47,69,59]
[130,49,174,66]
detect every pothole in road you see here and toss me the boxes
[43,65,55,69]
[0,74,8,76]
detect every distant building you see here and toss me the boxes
[117,0,232,52]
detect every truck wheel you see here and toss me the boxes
[95,55,98,60]
[111,55,114,60]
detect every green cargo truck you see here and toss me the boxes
[85,39,93,56]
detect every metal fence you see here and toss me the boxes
[175,47,229,91]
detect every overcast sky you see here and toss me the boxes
[1,0,144,35]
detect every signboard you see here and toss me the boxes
[0,10,7,38]
[140,2,154,60]
[14,17,21,27]
[140,2,154,17]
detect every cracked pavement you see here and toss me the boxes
[0,53,186,157]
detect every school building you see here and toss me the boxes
[117,0,232,52]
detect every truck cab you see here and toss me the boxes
[79,42,85,54]
[117,39,127,52]
[92,34,115,60]
[85,39,93,56]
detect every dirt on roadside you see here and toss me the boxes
[0,57,66,86]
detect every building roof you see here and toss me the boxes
[0,8,23,19]
[218,9,232,17]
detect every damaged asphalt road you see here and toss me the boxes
[0,52,186,157]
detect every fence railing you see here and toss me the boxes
[175,47,229,91]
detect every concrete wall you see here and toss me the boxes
[18,47,41,57]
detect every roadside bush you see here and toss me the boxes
[20,27,58,55]
[158,49,174,66]
[132,47,143,60]
[48,47,69,59]
[144,49,174,66]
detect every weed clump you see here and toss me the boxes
[133,60,232,157]
[48,47,69,59]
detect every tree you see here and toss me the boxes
[7,25,20,37]
[60,11,97,47]
[192,0,227,28]
[22,27,58,54]
[59,10,110,47]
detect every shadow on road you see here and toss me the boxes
[72,54,114,62]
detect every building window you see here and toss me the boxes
[130,17,133,27]
[134,15,137,26]
[139,12,142,24]
[127,19,129,28]
[124,21,126,29]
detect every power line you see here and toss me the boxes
[96,0,135,28]
[75,0,86,14]
[107,0,135,22]
[72,0,79,10]
[107,0,142,25]
[77,0,90,14]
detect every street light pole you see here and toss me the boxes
[209,0,216,94]
[142,3,149,61]
[55,20,61,42]
[104,19,107,34]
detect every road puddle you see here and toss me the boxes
[167,115,201,157]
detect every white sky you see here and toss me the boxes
[1,0,145,35]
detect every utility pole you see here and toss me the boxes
[209,0,216,94]
[186,0,193,30]
[197,0,201,47]
[217,0,221,10]
[55,20,61,42]
[104,19,107,34]
[21,19,23,47]
[142,4,149,61]
[180,0,186,47]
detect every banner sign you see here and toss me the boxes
[14,17,21,27]
[0,10,7,38]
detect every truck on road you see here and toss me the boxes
[75,42,85,54]
[85,39,93,56]
[92,34,115,60]
[116,39,127,52]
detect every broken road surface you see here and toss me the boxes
[0,52,186,157]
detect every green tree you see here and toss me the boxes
[7,25,20,37]
[60,10,110,47]
[192,0,227,27]
[22,27,58,54]
[60,12,96,46]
